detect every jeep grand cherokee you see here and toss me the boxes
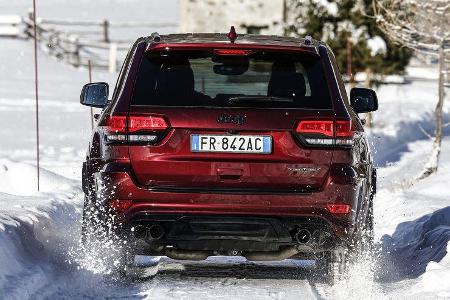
[80,29,378,282]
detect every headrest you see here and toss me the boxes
[156,58,195,102]
[268,61,306,100]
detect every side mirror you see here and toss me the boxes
[80,82,109,108]
[350,88,378,113]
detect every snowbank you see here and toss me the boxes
[380,207,450,281]
[0,159,82,298]
[417,243,450,298]
[0,159,77,196]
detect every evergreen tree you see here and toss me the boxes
[284,0,412,77]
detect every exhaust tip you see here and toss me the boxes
[295,228,312,244]
[133,224,165,241]
[147,224,165,241]
[133,225,148,239]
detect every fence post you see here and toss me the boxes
[25,10,33,38]
[102,19,109,43]
[32,0,40,191]
[47,28,55,54]
[73,37,80,67]
[88,60,94,130]
[109,43,117,73]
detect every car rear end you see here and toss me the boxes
[94,35,361,260]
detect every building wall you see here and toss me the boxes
[180,0,284,35]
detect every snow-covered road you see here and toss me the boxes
[1,1,450,298]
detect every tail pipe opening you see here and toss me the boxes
[295,228,312,244]
[133,223,165,241]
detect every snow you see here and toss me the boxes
[0,26,20,37]
[0,14,21,23]
[352,72,408,84]
[1,1,450,298]
[0,1,179,29]
[407,65,440,81]
[419,244,450,298]
[314,0,338,16]
[0,14,21,37]
[180,0,284,35]
[367,35,387,56]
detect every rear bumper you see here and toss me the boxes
[93,162,361,240]
[120,214,338,257]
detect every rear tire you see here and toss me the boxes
[317,249,349,284]
[362,200,374,251]
[111,247,135,278]
[363,170,376,251]
[81,193,135,277]
[352,191,375,256]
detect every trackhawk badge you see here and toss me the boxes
[287,167,322,174]
[217,113,247,125]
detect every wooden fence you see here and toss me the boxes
[0,15,22,37]
[5,12,177,71]
[2,13,448,83]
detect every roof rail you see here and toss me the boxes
[150,32,161,43]
[304,35,313,45]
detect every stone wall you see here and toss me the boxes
[180,0,284,35]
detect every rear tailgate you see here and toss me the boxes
[128,107,334,192]
[126,46,337,192]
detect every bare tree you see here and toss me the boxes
[374,0,449,179]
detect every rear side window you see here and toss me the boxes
[131,50,332,109]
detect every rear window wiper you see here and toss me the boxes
[228,96,293,105]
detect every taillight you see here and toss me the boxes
[326,204,351,214]
[128,116,168,132]
[335,120,352,137]
[213,49,253,56]
[295,120,353,146]
[296,120,334,137]
[104,115,169,144]
[105,116,127,133]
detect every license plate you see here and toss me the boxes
[191,135,272,154]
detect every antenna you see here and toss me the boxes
[227,26,237,43]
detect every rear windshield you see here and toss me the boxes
[131,50,332,109]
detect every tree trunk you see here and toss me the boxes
[417,45,445,180]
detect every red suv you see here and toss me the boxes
[80,29,378,281]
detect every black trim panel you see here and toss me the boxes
[147,186,313,195]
